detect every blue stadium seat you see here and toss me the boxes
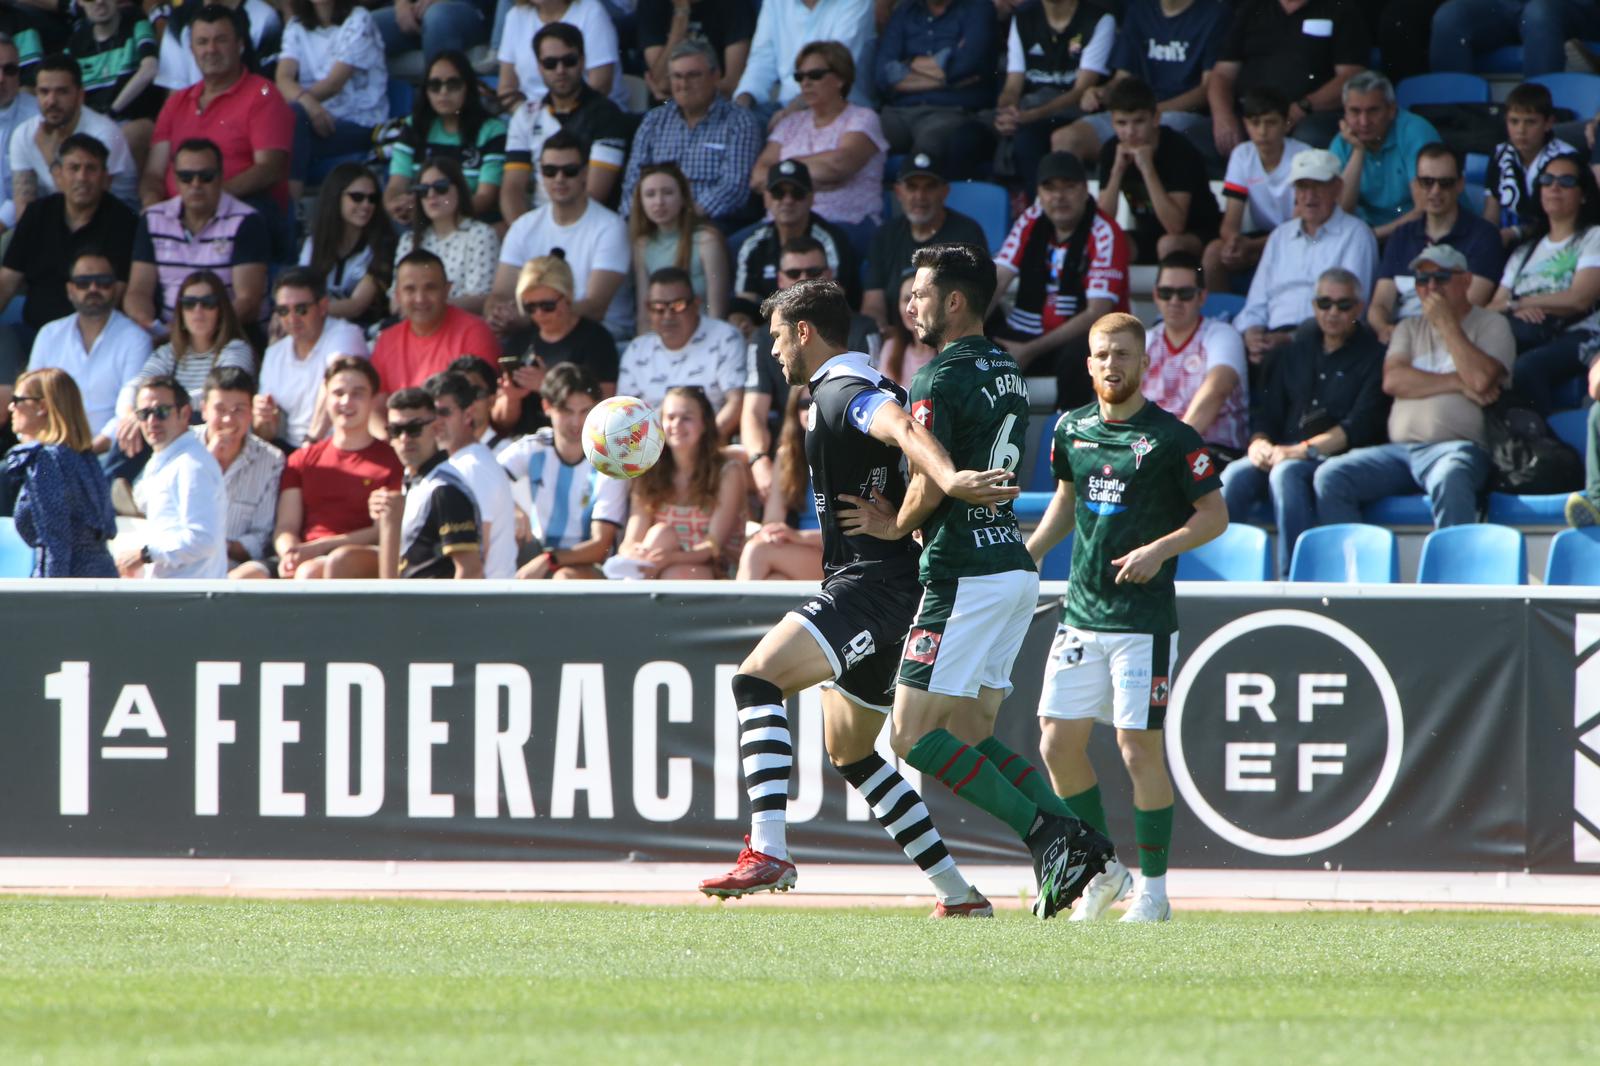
[1040,532,1072,580]
[1027,411,1065,491]
[1395,73,1491,109]
[1288,523,1399,582]
[0,517,34,577]
[1362,494,1432,525]
[1176,523,1271,581]
[944,181,1010,254]
[1464,151,1489,187]
[1477,46,1523,74]
[1545,527,1600,586]
[1486,492,1567,525]
[1549,408,1587,455]
[388,79,415,120]
[1014,491,1051,524]
[1528,73,1600,121]
[1554,375,1587,411]
[1201,292,1244,323]
[1416,523,1527,584]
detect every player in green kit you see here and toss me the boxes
[840,242,1113,919]
[1026,312,1228,922]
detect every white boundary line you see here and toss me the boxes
[0,859,1595,907]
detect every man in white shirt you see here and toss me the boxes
[255,268,368,448]
[9,55,138,218]
[0,33,40,233]
[1233,148,1378,371]
[618,267,746,440]
[195,365,284,567]
[117,375,228,579]
[1143,251,1248,458]
[428,370,519,579]
[27,249,151,452]
[733,0,876,118]
[488,130,632,340]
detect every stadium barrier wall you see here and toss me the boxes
[0,582,1595,878]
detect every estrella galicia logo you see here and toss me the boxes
[1166,610,1403,856]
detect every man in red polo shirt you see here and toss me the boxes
[141,5,292,214]
[371,249,501,397]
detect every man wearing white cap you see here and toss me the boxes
[1312,243,1514,530]
[1233,147,1378,371]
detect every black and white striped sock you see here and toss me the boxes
[836,752,972,904]
[733,673,791,861]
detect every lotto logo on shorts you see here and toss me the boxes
[1187,449,1213,481]
[1150,676,1170,706]
[912,400,933,428]
[904,628,941,665]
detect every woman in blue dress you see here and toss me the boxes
[4,368,118,577]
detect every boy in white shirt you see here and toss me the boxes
[1204,88,1308,293]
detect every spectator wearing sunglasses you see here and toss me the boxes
[118,271,255,436]
[0,133,137,334]
[1142,252,1248,462]
[126,138,271,330]
[496,0,626,113]
[392,157,501,316]
[1316,246,1514,532]
[368,387,483,579]
[426,369,518,578]
[385,51,507,225]
[277,0,388,204]
[733,0,875,122]
[501,24,631,222]
[1368,144,1504,346]
[116,375,228,579]
[300,162,396,330]
[618,266,745,441]
[255,268,369,449]
[1489,155,1600,415]
[1220,267,1386,576]
[191,365,284,567]
[0,34,40,233]
[492,131,632,339]
[732,159,856,308]
[26,249,151,455]
[496,254,618,436]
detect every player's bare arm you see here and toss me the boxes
[1111,488,1228,584]
[836,468,944,541]
[864,401,1019,508]
[1025,478,1077,565]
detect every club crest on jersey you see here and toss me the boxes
[1131,435,1153,469]
[912,399,933,428]
[1151,676,1170,706]
[904,628,941,665]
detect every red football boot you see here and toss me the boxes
[699,836,798,898]
[930,887,994,918]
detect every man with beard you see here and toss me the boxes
[841,242,1113,920]
[860,153,986,335]
[1025,311,1227,923]
[698,277,1015,917]
[9,54,139,217]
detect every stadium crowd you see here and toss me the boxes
[1,0,1599,579]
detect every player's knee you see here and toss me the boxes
[887,717,920,761]
[730,672,783,710]
[1118,732,1167,781]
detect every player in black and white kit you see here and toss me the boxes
[698,279,1019,916]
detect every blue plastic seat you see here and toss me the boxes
[944,180,1010,255]
[1486,492,1567,525]
[1477,45,1524,74]
[1176,523,1271,581]
[1039,532,1073,580]
[1288,523,1399,583]
[1549,408,1587,455]
[1027,411,1065,491]
[1361,494,1433,525]
[1528,73,1600,121]
[1416,524,1527,584]
[388,79,415,120]
[1545,527,1600,586]
[1201,292,1245,323]
[1395,73,1491,109]
[0,517,35,577]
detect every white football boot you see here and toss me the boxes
[1069,859,1133,922]
[1118,892,1174,922]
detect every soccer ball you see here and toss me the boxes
[582,395,666,479]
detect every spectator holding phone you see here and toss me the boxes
[494,255,619,436]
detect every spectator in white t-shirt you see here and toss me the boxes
[1143,252,1248,458]
[487,130,632,339]
[495,0,628,112]
[9,55,139,218]
[254,268,369,448]
[617,266,745,440]
[427,369,519,578]
[1204,87,1309,293]
[277,0,389,203]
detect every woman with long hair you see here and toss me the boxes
[277,0,389,202]
[737,386,822,580]
[4,368,118,577]
[628,162,730,324]
[879,270,938,387]
[1491,154,1600,413]
[118,272,254,437]
[390,156,501,315]
[618,386,746,579]
[383,50,508,223]
[301,162,396,327]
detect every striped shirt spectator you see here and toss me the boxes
[129,190,271,326]
[190,422,284,563]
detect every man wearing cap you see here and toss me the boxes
[1313,243,1514,530]
[1233,147,1377,371]
[1367,143,1503,345]
[733,159,857,307]
[991,150,1130,407]
[861,152,988,333]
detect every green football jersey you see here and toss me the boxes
[1053,398,1221,634]
[909,335,1036,584]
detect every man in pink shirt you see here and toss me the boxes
[371,250,501,397]
[141,6,293,216]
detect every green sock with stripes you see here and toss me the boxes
[1134,805,1174,877]
[974,736,1076,820]
[1060,784,1110,837]
[906,728,1038,840]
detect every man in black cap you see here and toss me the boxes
[732,159,858,307]
[992,151,1132,407]
[861,152,988,334]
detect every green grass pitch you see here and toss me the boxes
[1,897,1597,1065]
